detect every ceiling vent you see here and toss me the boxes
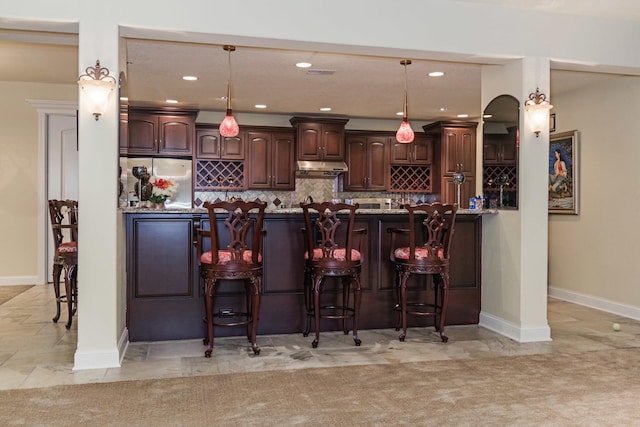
[307,69,336,75]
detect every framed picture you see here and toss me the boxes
[549,130,579,214]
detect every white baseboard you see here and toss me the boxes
[479,311,552,343]
[548,286,640,321]
[0,276,43,286]
[73,328,129,370]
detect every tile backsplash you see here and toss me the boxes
[194,176,436,208]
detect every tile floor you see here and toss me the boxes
[1,284,640,390]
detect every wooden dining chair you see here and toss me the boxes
[388,203,457,342]
[48,199,79,330]
[195,200,267,357]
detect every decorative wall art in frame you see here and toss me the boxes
[548,130,579,214]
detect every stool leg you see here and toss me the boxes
[437,272,450,343]
[52,263,62,323]
[398,271,410,342]
[204,277,216,357]
[394,268,402,331]
[302,269,312,338]
[342,276,350,335]
[351,274,362,346]
[64,263,76,330]
[248,276,261,355]
[312,274,323,348]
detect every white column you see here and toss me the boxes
[479,57,551,342]
[74,17,123,369]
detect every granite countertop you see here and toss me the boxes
[120,206,498,215]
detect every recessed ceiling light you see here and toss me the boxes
[296,62,312,68]
[396,111,404,116]
[428,71,445,77]
[255,104,267,109]
[483,114,493,119]
[320,107,332,112]
[457,114,469,118]
[439,107,448,112]
[182,76,198,81]
[120,97,128,101]
[166,99,178,104]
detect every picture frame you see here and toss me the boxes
[548,130,579,214]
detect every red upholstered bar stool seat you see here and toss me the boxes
[195,200,267,357]
[300,201,367,348]
[48,199,79,330]
[388,203,457,343]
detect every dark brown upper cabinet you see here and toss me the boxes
[126,108,197,157]
[344,133,389,191]
[390,134,433,165]
[290,117,349,161]
[195,124,244,160]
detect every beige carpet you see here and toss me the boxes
[2,348,640,426]
[0,285,33,305]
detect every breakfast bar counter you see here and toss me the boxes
[122,208,493,341]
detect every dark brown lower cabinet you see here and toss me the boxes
[125,212,482,341]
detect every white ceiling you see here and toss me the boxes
[1,0,636,123]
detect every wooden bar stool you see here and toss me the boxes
[300,201,366,348]
[388,203,457,342]
[195,200,267,357]
[48,199,78,330]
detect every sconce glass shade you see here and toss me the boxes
[524,88,553,136]
[396,119,415,144]
[78,79,116,119]
[219,108,240,137]
[77,60,117,120]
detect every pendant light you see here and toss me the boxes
[396,59,415,144]
[219,45,239,137]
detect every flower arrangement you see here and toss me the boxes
[148,177,178,204]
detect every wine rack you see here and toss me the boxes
[389,165,432,193]
[195,160,245,190]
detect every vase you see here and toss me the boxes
[150,201,165,210]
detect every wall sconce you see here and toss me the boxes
[77,60,117,121]
[524,88,553,137]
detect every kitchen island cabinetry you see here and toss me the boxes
[124,210,484,341]
[290,117,348,161]
[247,129,295,190]
[126,108,197,156]
[344,133,389,191]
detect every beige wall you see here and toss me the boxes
[548,76,640,316]
[0,82,76,283]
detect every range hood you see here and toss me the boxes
[296,160,348,177]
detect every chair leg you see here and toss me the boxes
[52,263,62,323]
[398,271,410,342]
[64,263,77,330]
[312,274,323,348]
[204,278,217,357]
[248,275,261,355]
[351,275,362,346]
[437,272,450,343]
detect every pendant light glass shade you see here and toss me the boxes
[219,45,239,137]
[396,59,414,144]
